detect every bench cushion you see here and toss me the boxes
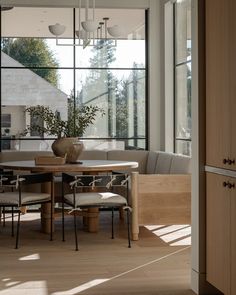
[107,150,149,173]
[0,151,52,162]
[154,152,173,174]
[79,150,108,160]
[146,151,159,174]
[170,154,191,174]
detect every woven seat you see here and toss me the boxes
[0,172,53,249]
[64,191,127,207]
[0,191,51,206]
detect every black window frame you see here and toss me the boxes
[0,7,149,151]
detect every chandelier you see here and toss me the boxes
[48,0,122,48]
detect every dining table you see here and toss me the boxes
[0,159,138,234]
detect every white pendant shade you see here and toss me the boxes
[48,23,66,36]
[75,29,86,39]
[107,25,122,38]
[81,20,98,32]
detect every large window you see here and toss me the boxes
[174,0,191,156]
[0,7,147,151]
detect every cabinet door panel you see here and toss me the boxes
[231,179,236,295]
[206,0,231,168]
[229,0,236,168]
[206,173,230,294]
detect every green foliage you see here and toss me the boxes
[2,38,59,86]
[24,105,105,138]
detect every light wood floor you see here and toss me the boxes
[0,211,195,295]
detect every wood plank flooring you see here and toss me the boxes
[0,212,195,295]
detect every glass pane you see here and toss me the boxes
[175,140,191,156]
[82,138,146,150]
[2,67,73,96]
[75,8,145,68]
[76,69,146,141]
[1,68,73,140]
[175,62,191,140]
[126,139,146,150]
[175,0,191,64]
[1,38,73,68]
[75,40,145,68]
[1,138,54,151]
[82,139,126,150]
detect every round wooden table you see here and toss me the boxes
[0,159,138,233]
[0,159,138,173]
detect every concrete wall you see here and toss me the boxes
[1,52,67,119]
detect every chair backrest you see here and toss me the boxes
[0,169,13,176]
[20,172,53,185]
[0,172,53,188]
[62,173,129,189]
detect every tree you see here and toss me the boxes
[78,40,118,137]
[2,38,59,86]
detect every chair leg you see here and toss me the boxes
[3,207,6,227]
[74,210,78,251]
[15,210,21,249]
[62,198,65,242]
[111,207,114,239]
[126,208,131,248]
[50,201,53,241]
[11,207,14,237]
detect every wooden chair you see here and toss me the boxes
[0,172,54,249]
[61,173,132,251]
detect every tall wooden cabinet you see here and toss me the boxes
[205,0,236,294]
[206,0,236,170]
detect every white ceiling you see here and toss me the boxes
[0,0,149,9]
[1,7,145,39]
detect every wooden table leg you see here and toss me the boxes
[83,171,100,233]
[70,209,99,232]
[41,180,54,234]
[87,208,99,232]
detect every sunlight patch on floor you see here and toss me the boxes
[51,279,109,295]
[0,281,47,295]
[144,224,191,246]
[4,212,41,221]
[19,253,40,261]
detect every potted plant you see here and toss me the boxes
[24,104,104,163]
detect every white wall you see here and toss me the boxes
[164,0,174,152]
[148,0,163,150]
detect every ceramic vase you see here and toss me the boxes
[51,137,84,163]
